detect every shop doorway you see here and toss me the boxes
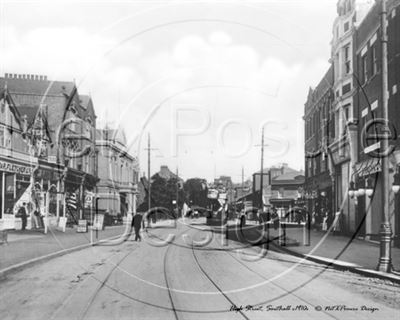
[355,195,366,237]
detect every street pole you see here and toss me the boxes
[377,0,392,273]
[176,166,179,217]
[147,133,151,212]
[260,127,265,210]
[242,165,244,194]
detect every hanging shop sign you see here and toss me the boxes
[0,160,33,175]
[84,191,94,208]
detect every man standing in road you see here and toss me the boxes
[132,212,143,241]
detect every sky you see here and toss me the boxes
[0,0,340,182]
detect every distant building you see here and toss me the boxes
[237,164,304,211]
[153,165,182,181]
[252,163,304,208]
[269,169,305,210]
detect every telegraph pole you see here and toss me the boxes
[146,133,153,211]
[259,127,265,210]
[377,0,392,272]
[242,166,244,192]
[176,166,179,216]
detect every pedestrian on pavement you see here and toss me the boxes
[271,208,279,230]
[316,208,325,231]
[132,213,143,241]
[321,209,328,231]
[326,209,334,230]
[18,203,28,230]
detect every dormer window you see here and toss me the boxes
[69,101,78,115]
[86,116,92,125]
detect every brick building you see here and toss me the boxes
[304,67,335,218]
[304,0,400,245]
[352,0,400,243]
[0,73,97,228]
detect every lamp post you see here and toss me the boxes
[376,0,392,273]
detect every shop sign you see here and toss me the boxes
[0,160,32,175]
[77,219,88,233]
[58,217,67,232]
[84,192,94,208]
[207,189,218,199]
[93,214,105,231]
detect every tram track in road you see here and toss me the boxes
[159,223,252,319]
[184,224,340,319]
[68,222,189,320]
[48,244,138,320]
[188,231,251,320]
[203,223,341,319]
[224,250,340,320]
[77,243,140,320]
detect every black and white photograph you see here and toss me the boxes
[0,0,399,319]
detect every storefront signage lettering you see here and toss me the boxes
[0,160,32,175]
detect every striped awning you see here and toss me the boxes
[355,158,381,177]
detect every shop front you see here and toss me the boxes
[0,157,36,229]
[63,168,97,226]
[31,161,64,229]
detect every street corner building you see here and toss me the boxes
[96,126,139,225]
[303,0,400,247]
[0,73,140,231]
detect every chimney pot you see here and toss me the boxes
[44,76,47,81]
[30,74,34,79]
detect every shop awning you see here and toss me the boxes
[355,158,381,177]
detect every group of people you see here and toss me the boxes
[16,202,44,231]
[311,207,337,231]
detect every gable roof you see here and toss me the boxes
[18,105,40,127]
[0,76,75,136]
[0,88,23,128]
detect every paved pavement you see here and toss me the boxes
[0,219,398,319]
[0,224,130,271]
[253,221,400,283]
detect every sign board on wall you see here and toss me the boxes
[0,160,33,175]
[77,219,88,233]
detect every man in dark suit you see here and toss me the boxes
[18,203,28,230]
[132,213,143,241]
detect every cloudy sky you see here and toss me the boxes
[0,0,340,182]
